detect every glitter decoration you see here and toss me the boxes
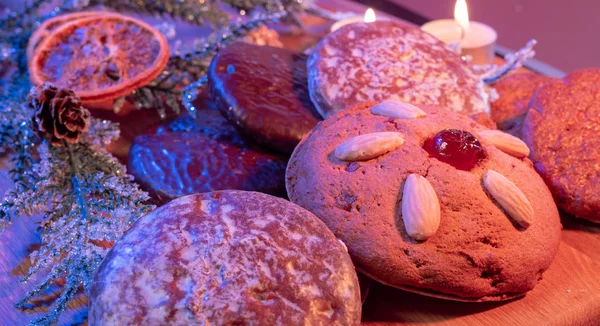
[181,75,207,118]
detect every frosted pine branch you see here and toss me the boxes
[2,138,154,325]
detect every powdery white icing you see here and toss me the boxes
[89,191,361,325]
[307,21,491,118]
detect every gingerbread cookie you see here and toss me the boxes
[522,68,600,222]
[208,42,320,154]
[89,191,361,325]
[307,20,491,118]
[490,72,553,134]
[287,100,561,301]
[129,110,287,203]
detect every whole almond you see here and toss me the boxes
[483,170,533,228]
[334,132,404,161]
[371,100,427,119]
[478,130,530,158]
[401,174,441,240]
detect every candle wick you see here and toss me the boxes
[459,25,466,42]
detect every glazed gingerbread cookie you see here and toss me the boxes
[129,110,287,204]
[522,68,600,222]
[307,20,492,118]
[89,191,362,325]
[287,100,561,301]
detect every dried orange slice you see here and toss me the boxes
[27,11,102,63]
[29,13,170,105]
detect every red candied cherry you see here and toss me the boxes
[423,129,486,170]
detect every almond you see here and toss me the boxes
[483,170,533,228]
[478,130,530,158]
[334,132,404,161]
[371,100,427,119]
[401,174,441,240]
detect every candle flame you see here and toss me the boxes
[454,0,470,30]
[364,8,376,23]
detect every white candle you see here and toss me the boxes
[330,8,377,33]
[421,0,497,65]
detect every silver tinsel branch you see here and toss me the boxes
[181,75,208,118]
[480,39,537,84]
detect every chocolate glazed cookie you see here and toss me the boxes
[208,42,320,154]
[287,100,561,301]
[522,68,600,222]
[129,110,287,204]
[89,191,362,325]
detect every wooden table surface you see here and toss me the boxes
[1,0,599,325]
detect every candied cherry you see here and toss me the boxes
[423,129,486,170]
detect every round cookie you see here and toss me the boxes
[129,110,287,204]
[208,42,320,154]
[490,72,553,134]
[286,100,561,301]
[522,68,600,222]
[89,191,362,325]
[307,20,491,118]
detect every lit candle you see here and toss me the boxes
[330,8,376,33]
[421,0,497,65]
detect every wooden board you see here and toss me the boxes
[1,1,600,325]
[362,222,600,326]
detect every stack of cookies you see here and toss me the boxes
[89,17,598,325]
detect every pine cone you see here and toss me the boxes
[28,83,91,145]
